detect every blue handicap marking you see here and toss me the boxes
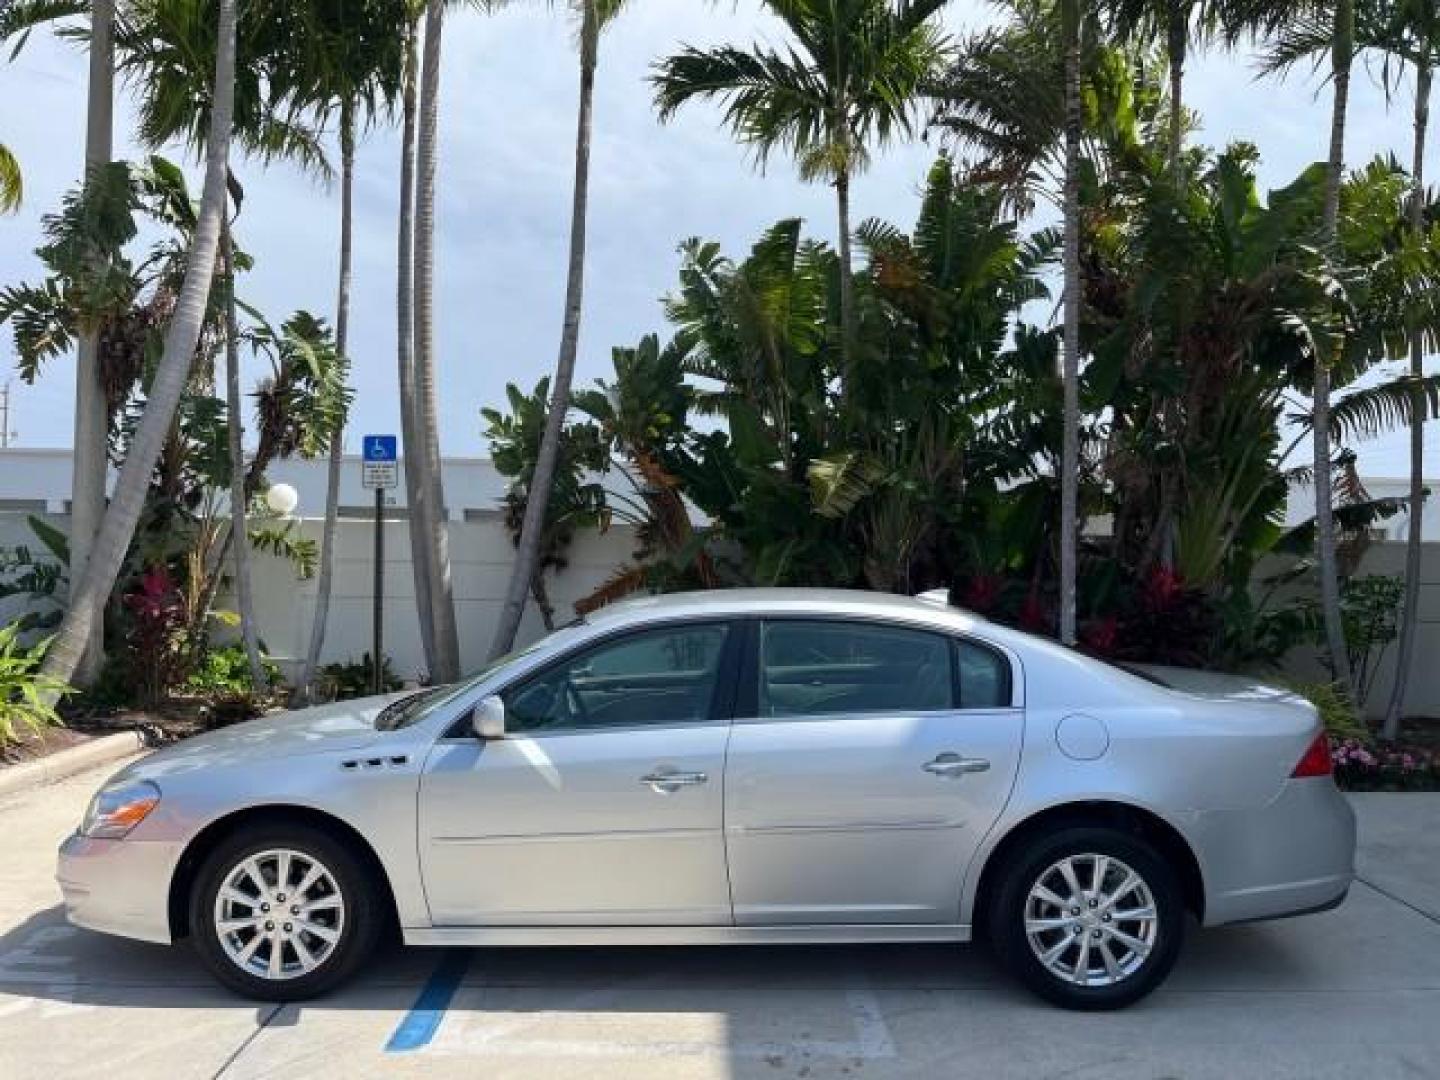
[363,434,398,462]
[385,950,472,1053]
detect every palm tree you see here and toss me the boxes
[1377,0,1439,738]
[0,0,116,681]
[221,208,265,688]
[290,0,408,700]
[1231,0,1359,700]
[411,0,462,683]
[395,4,439,676]
[1058,0,1083,646]
[652,0,951,381]
[1102,1,1221,180]
[490,0,621,659]
[40,0,237,687]
[73,0,116,683]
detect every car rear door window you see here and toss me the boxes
[956,639,1013,709]
[758,620,955,717]
[503,623,731,733]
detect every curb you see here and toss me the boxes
[0,730,146,803]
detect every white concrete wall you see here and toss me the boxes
[1271,542,1440,720]
[0,509,641,681]
[248,516,640,680]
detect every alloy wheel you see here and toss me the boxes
[212,848,346,981]
[1023,852,1158,987]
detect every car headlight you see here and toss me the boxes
[80,780,161,839]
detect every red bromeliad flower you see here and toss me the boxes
[959,575,1002,614]
[1018,588,1050,634]
[1142,564,1184,612]
[124,565,182,623]
[1080,615,1119,656]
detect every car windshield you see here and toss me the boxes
[372,618,590,731]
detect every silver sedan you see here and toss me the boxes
[57,588,1355,1009]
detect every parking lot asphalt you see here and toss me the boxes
[2,761,1438,1080]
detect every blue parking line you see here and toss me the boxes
[385,949,472,1053]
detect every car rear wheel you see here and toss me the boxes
[189,824,381,1001]
[990,826,1184,1010]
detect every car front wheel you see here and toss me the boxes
[189,824,381,1001]
[990,826,1184,1010]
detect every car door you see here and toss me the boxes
[724,618,1023,925]
[419,620,739,926]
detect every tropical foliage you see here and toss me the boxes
[490,50,1440,681]
[0,626,71,752]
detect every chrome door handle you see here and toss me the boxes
[924,753,990,778]
[640,770,709,794]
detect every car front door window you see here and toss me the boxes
[503,623,732,734]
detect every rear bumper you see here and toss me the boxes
[1185,778,1356,927]
[56,832,183,945]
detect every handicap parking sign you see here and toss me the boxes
[362,435,399,489]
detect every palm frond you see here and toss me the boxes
[1327,373,1440,441]
[0,141,21,213]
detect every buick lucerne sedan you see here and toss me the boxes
[58,589,1356,1009]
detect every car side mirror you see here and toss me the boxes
[472,695,507,740]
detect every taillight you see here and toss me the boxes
[1291,732,1333,778]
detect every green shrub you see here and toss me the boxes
[0,624,72,751]
[182,644,282,700]
[1282,680,1366,741]
[318,653,402,701]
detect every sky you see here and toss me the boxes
[1,0,1436,483]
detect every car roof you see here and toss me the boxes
[583,587,1035,649]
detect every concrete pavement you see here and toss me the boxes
[2,762,1437,1080]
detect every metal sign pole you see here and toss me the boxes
[373,487,385,696]
[361,434,398,696]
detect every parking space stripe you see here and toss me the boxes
[385,949,472,1053]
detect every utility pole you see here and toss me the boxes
[0,382,17,448]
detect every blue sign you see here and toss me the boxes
[363,435,398,463]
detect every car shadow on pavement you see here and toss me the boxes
[0,902,1017,1013]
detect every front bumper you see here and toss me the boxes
[56,832,185,945]
[1186,778,1357,927]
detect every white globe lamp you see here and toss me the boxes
[265,482,300,517]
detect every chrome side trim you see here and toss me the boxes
[726,819,962,835]
[431,827,716,846]
[402,923,972,947]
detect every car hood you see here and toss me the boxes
[117,693,412,780]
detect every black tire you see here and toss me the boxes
[189,823,382,1001]
[989,826,1184,1010]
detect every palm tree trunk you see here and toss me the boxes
[41,0,237,688]
[489,0,600,660]
[1058,0,1082,647]
[222,213,266,689]
[1383,58,1430,741]
[835,164,858,386]
[1167,12,1186,184]
[397,19,437,675]
[69,0,116,687]
[1314,0,1356,701]
[298,100,357,701]
[414,0,461,682]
